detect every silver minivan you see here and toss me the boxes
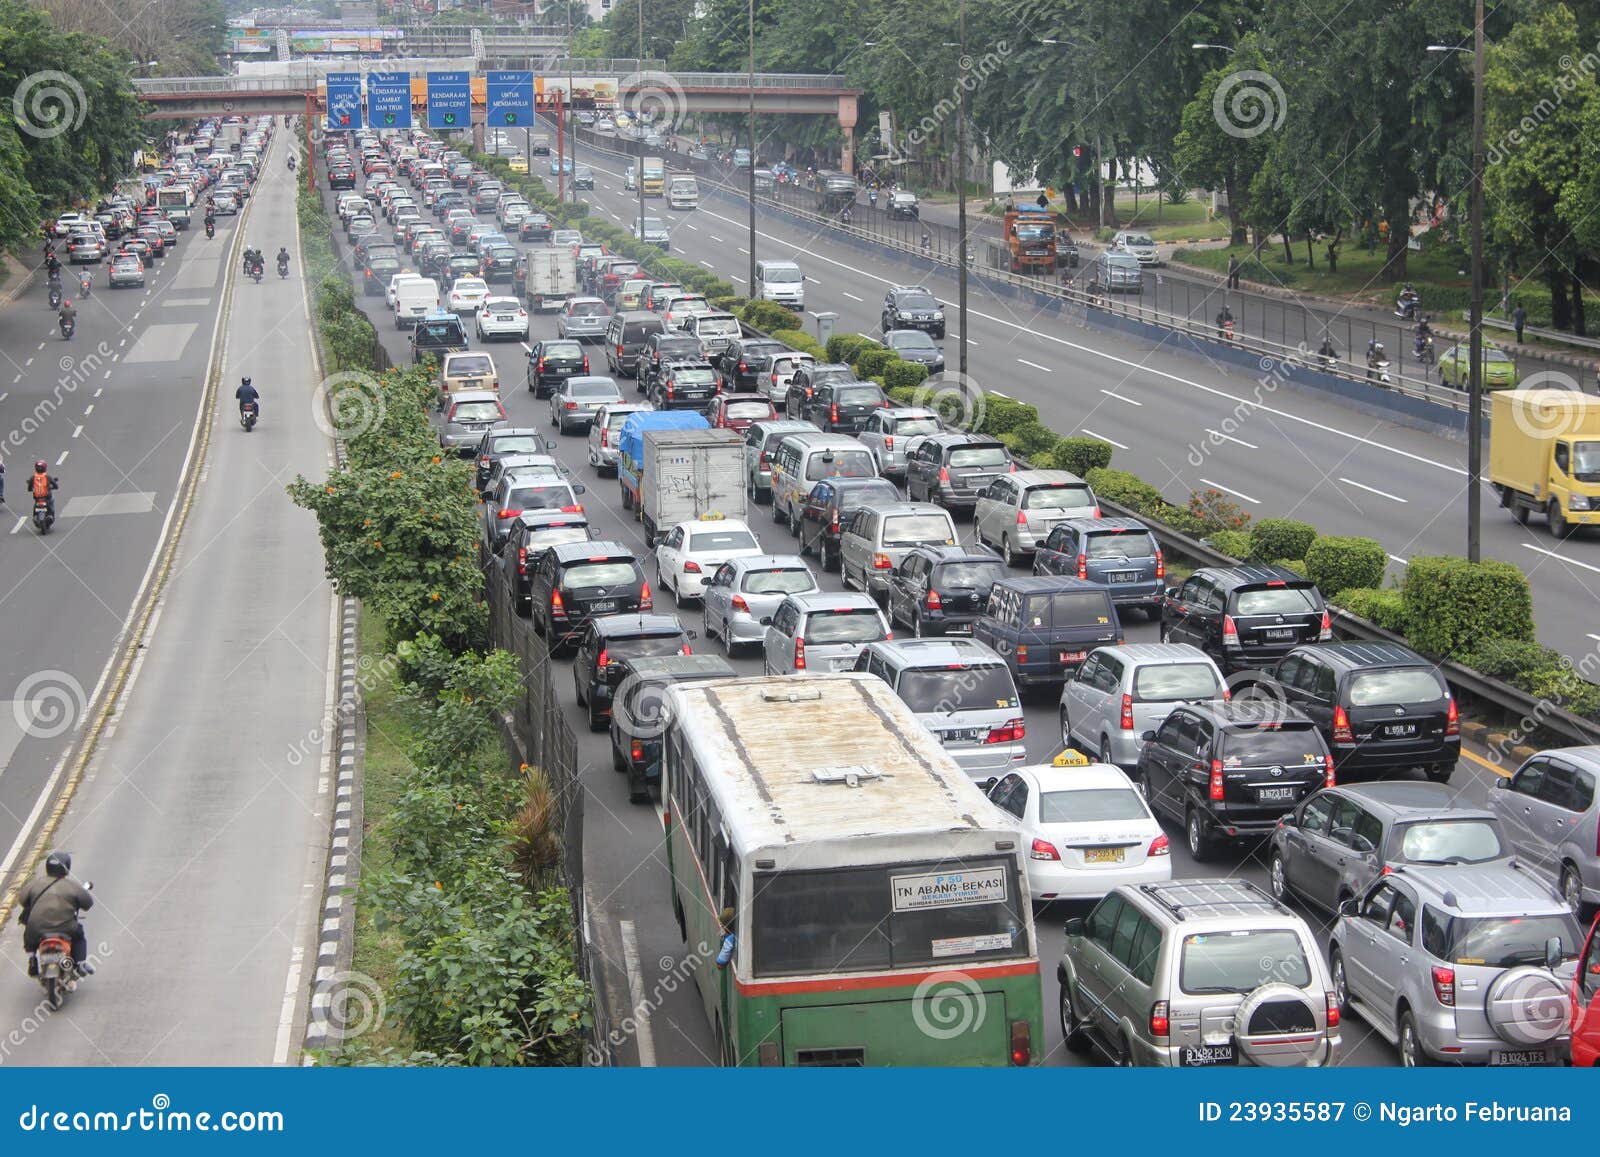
[743,419,813,504]
[768,433,880,532]
[587,402,653,474]
[854,637,1025,783]
[761,591,889,676]
[857,407,941,479]
[1059,643,1225,769]
[700,554,818,655]
[1486,747,1600,918]
[763,352,815,403]
[838,502,959,601]
[974,470,1100,566]
[754,259,805,310]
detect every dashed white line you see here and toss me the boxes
[991,390,1011,398]
[842,291,863,302]
[1522,542,1600,575]
[93,388,102,398]
[698,260,714,269]
[805,276,822,284]
[1339,477,1408,503]
[9,516,24,535]
[729,275,745,284]
[1017,358,1051,373]
[83,405,93,415]
[683,223,699,231]
[54,450,68,465]
[71,425,82,439]
[738,246,749,254]
[1389,555,1410,566]
[35,343,44,352]
[103,370,111,380]
[24,358,33,367]
[1079,428,1129,450]
[1205,429,1257,449]
[1098,388,1141,406]
[1198,477,1260,504]
[710,235,725,243]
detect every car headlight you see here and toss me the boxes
[1570,494,1593,511]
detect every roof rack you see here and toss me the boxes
[1138,879,1287,922]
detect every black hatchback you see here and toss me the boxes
[572,613,693,730]
[885,544,1006,637]
[1136,701,1333,861]
[717,338,789,391]
[973,576,1122,688]
[526,339,589,398]
[527,540,651,654]
[1161,565,1330,674]
[1265,642,1459,783]
[610,655,737,802]
[803,380,888,434]
[797,476,902,571]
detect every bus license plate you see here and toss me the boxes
[1257,786,1298,803]
[1107,571,1139,583]
[1491,1048,1551,1065]
[1384,722,1418,737]
[1083,847,1125,864]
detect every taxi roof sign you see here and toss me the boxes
[1053,750,1090,767]
[698,511,726,520]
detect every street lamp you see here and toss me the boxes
[1190,42,1235,53]
[941,0,970,378]
[1427,4,1487,563]
[638,0,646,247]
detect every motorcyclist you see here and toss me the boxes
[44,251,61,278]
[1396,281,1419,318]
[1216,305,1234,338]
[1414,315,1432,341]
[17,851,93,978]
[1317,335,1338,363]
[276,246,290,275]
[236,375,260,420]
[243,246,262,277]
[30,460,58,521]
[57,300,76,334]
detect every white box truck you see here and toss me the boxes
[527,247,578,312]
[640,427,747,544]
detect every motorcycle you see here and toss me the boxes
[78,273,91,298]
[277,259,289,279]
[47,284,61,310]
[205,221,215,240]
[58,317,73,341]
[1414,333,1435,366]
[240,400,259,432]
[1218,319,1236,343]
[32,494,53,534]
[31,885,89,1009]
[249,261,263,284]
[1366,348,1392,385]
[868,188,878,209]
[1394,294,1420,321]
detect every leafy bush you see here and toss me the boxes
[1204,529,1252,559]
[740,299,799,333]
[1402,556,1535,657]
[1044,437,1114,477]
[1304,536,1387,597]
[1333,587,1408,633]
[771,328,826,359]
[886,383,921,404]
[1085,468,1167,514]
[827,333,878,364]
[977,394,1039,437]
[1460,638,1600,718]
[1187,488,1252,532]
[1272,558,1308,577]
[1001,421,1060,460]
[883,360,929,392]
[1250,518,1317,563]
[1154,502,1208,538]
[709,295,746,312]
[854,347,894,380]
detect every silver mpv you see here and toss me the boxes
[1059,643,1225,770]
[700,555,818,656]
[838,502,958,601]
[761,592,889,675]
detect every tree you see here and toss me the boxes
[1171,43,1278,246]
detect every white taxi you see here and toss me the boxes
[653,514,764,604]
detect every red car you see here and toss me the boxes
[708,392,777,433]
[1574,913,1600,1067]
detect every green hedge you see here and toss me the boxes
[740,299,800,333]
[710,295,746,312]
[771,328,825,359]
[884,361,930,392]
[1204,529,1252,559]
[1272,558,1308,577]
[1043,437,1114,477]
[977,394,1039,437]
[1086,468,1167,514]
[827,333,878,364]
[886,383,921,404]
[1304,536,1387,597]
[1250,519,1318,563]
[1402,556,1535,657]
[1460,638,1600,717]
[1334,587,1409,633]
[854,347,894,380]
[1002,421,1061,460]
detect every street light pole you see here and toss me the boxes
[638,0,646,243]
[748,0,757,290]
[1467,0,1485,564]
[956,0,969,379]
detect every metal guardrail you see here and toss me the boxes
[1482,314,1600,354]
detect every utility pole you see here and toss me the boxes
[638,0,646,241]
[1467,0,1485,563]
[747,0,757,289]
[956,0,969,378]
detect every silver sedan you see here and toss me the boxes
[700,555,818,657]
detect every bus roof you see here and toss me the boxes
[665,673,1005,857]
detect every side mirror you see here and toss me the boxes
[759,616,773,627]
[573,483,586,494]
[1545,936,1564,970]
[1165,586,1180,600]
[1279,812,1297,828]
[1338,898,1359,919]
[1141,729,1157,743]
[545,439,557,450]
[1495,775,1510,789]
[1063,917,1085,937]
[686,630,699,640]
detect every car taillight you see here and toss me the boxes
[516,547,528,576]
[1155,548,1165,579]
[564,401,578,409]
[596,648,610,669]
[1221,614,1240,647]
[1148,833,1170,857]
[1149,1000,1170,1039]
[986,718,1025,744]
[1029,838,1059,861]
[759,450,770,466]
[600,428,609,447]
[640,582,652,610]
[872,553,892,570]
[1016,510,1028,526]
[738,361,747,372]
[1431,965,1455,1006]
[560,504,583,514]
[684,561,702,573]
[1318,609,1333,641]
[630,741,644,762]
[1120,693,1134,730]
[830,510,840,532]
[1332,705,1353,743]
[1075,553,1088,580]
[666,385,674,399]
[1209,759,1225,801]
[582,355,589,371]
[1009,1020,1031,1067]
[925,588,941,610]
[1325,991,1340,1029]
[938,466,950,482]
[830,403,840,424]
[731,594,749,613]
[1324,754,1336,788]
[1015,644,1028,663]
[680,643,693,656]
[793,636,805,670]
[1445,696,1459,737]
[617,343,624,355]
[550,590,566,618]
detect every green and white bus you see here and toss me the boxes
[661,672,1044,1066]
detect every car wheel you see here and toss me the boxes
[787,506,802,538]
[1059,707,1073,748]
[1562,865,1587,918]
[1002,536,1016,567]
[1269,852,1289,901]
[1158,623,1171,644]
[1186,808,1215,862]
[1098,737,1115,766]
[574,669,586,705]
[771,498,787,526]
[1548,501,1572,538]
[823,542,840,573]
[723,619,739,658]
[1059,983,1092,1055]
[1397,1010,1433,1067]
[1512,502,1531,526]
[611,742,626,773]
[1328,948,1349,1015]
[588,704,606,733]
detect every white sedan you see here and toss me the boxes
[446,276,490,313]
[476,296,529,341]
[986,753,1171,903]
[653,516,765,603]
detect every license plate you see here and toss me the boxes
[1179,1043,1236,1066]
[830,658,854,671]
[1060,650,1087,664]
[587,601,617,613]
[1257,786,1298,803]
[1107,571,1139,583]
[496,314,515,321]
[1490,1049,1551,1066]
[1383,722,1418,737]
[1263,628,1297,641]
[966,475,994,487]
[941,729,981,745]
[945,623,973,635]
[1083,847,1125,864]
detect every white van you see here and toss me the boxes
[667,175,699,210]
[754,259,805,310]
[394,277,441,329]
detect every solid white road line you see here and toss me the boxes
[1099,388,1142,406]
[273,945,304,1065]
[1198,477,1261,505]
[1080,428,1129,450]
[1205,429,1258,449]
[619,919,657,1066]
[1017,358,1051,373]
[1339,477,1408,503]
[1522,542,1600,575]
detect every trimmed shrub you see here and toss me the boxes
[854,347,894,380]
[977,394,1039,437]
[883,360,929,392]
[1204,530,1252,560]
[1154,503,1208,538]
[1187,488,1252,532]
[1272,558,1308,577]
[826,333,878,364]
[1085,468,1167,515]
[1249,518,1317,563]
[1334,587,1408,633]
[1001,421,1060,461]
[740,299,799,334]
[1044,437,1114,477]
[771,328,825,359]
[1461,638,1600,718]
[1304,536,1387,596]
[886,384,921,404]
[1402,556,1535,657]
[709,295,746,313]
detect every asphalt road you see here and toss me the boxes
[2,136,335,1064]
[318,157,1539,1067]
[564,140,1600,671]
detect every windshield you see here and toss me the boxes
[1233,586,1320,616]
[1349,668,1445,706]
[488,246,517,261]
[1085,530,1158,559]
[689,529,758,552]
[419,321,462,342]
[448,355,493,376]
[1023,591,1113,627]
[1039,787,1146,824]
[609,633,686,661]
[1023,484,1094,510]
[763,266,801,283]
[804,608,887,644]
[451,401,502,423]
[742,568,815,595]
[1571,441,1600,479]
[1016,224,1054,241]
[604,411,639,431]
[896,665,1017,713]
[1397,820,1504,865]
[837,385,885,406]
[1431,912,1582,967]
[806,449,876,481]
[561,562,637,590]
[891,333,938,352]
[1123,233,1154,247]
[699,318,740,336]
[489,436,542,456]
[1217,724,1324,764]
[1133,663,1221,702]
[656,340,699,359]
[881,513,956,547]
[484,298,520,313]
[1181,930,1311,994]
[569,381,620,399]
[899,293,938,310]
[569,301,607,317]
[674,369,716,387]
[949,445,1011,469]
[891,416,940,436]
[543,342,583,360]
[726,401,773,419]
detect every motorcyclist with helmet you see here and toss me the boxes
[236,375,260,422]
[17,851,94,978]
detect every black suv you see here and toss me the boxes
[885,545,1007,637]
[502,512,596,614]
[880,285,946,338]
[1161,565,1331,674]
[639,332,704,394]
[717,338,790,391]
[1135,701,1334,861]
[796,476,902,571]
[526,540,651,654]
[572,613,693,730]
[799,379,888,434]
[1262,642,1459,783]
[904,433,1014,512]
[652,360,720,410]
[610,655,737,802]
[973,576,1123,688]
[783,363,856,420]
[526,339,589,397]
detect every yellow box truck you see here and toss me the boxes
[1489,389,1600,535]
